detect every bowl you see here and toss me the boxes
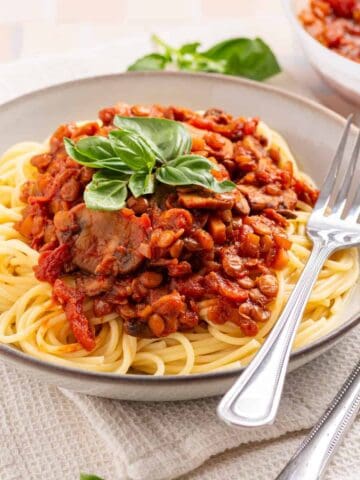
[0,71,359,401]
[283,0,360,104]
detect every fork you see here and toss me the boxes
[217,115,360,427]
[276,358,360,479]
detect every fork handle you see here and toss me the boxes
[217,241,333,427]
[276,359,360,480]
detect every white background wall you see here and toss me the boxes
[1,0,356,121]
[0,0,283,63]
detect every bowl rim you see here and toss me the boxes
[282,0,360,72]
[0,69,359,384]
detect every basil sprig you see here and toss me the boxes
[128,35,281,81]
[80,474,104,480]
[64,116,235,211]
[113,116,192,162]
[83,171,128,211]
[156,155,234,193]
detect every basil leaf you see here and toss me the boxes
[207,178,237,193]
[64,138,102,168]
[64,137,134,174]
[179,42,201,54]
[203,37,281,81]
[129,171,155,197]
[156,154,214,185]
[177,54,226,74]
[167,155,215,170]
[151,34,176,58]
[127,53,169,71]
[80,474,104,480]
[113,116,191,162]
[98,161,135,174]
[84,171,128,211]
[156,154,235,193]
[109,130,156,171]
[75,136,115,160]
[128,35,280,82]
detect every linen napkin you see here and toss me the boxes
[1,327,359,480]
[62,329,360,480]
[0,32,359,480]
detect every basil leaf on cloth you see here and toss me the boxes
[113,116,191,162]
[156,155,235,192]
[80,474,105,480]
[127,53,169,71]
[203,37,281,81]
[151,34,176,59]
[178,42,201,54]
[127,35,281,81]
[109,129,156,171]
[84,171,128,211]
[177,54,226,74]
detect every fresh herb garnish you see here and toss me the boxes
[80,474,104,480]
[64,117,235,211]
[64,136,134,174]
[113,116,192,163]
[128,52,168,72]
[108,129,156,171]
[83,170,128,211]
[128,34,281,81]
[156,155,234,193]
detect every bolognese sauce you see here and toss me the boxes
[299,0,360,62]
[16,103,318,351]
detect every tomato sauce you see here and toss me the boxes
[16,103,318,350]
[299,0,360,62]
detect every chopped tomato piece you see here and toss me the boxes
[208,217,226,244]
[156,208,193,232]
[53,279,95,351]
[239,318,259,336]
[273,234,292,250]
[207,299,243,325]
[327,0,355,17]
[205,272,249,302]
[272,247,289,270]
[34,244,71,284]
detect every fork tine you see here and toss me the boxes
[332,129,360,217]
[346,133,360,222]
[315,115,353,213]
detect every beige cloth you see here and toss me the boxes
[0,35,359,480]
[1,330,359,480]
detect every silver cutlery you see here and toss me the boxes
[218,115,360,427]
[276,359,360,480]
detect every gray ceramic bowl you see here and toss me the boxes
[0,71,359,401]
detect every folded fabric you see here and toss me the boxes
[61,327,360,480]
[1,327,359,480]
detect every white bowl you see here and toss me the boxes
[0,72,359,401]
[283,0,360,104]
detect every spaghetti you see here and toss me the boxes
[0,109,358,376]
